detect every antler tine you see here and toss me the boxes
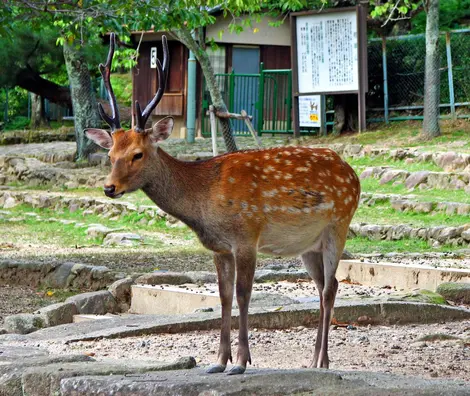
[99,32,121,132]
[135,35,169,132]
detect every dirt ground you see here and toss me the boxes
[30,320,470,382]
[0,285,62,326]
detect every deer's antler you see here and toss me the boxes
[98,33,121,132]
[134,35,169,133]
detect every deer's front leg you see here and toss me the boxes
[206,252,235,374]
[228,247,257,375]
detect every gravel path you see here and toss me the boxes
[27,320,470,382]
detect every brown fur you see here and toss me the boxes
[91,126,360,374]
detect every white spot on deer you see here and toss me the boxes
[285,160,293,166]
[318,171,326,177]
[283,151,292,156]
[296,167,309,172]
[254,166,261,171]
[288,207,301,214]
[316,201,335,211]
[245,212,253,218]
[262,189,278,197]
[251,205,258,212]
[274,158,281,163]
[263,154,271,160]
[302,207,312,214]
[251,182,258,188]
[336,190,342,197]
[261,175,268,180]
[240,201,249,210]
[233,160,239,164]
[245,162,252,167]
[335,175,345,183]
[263,204,272,213]
[218,194,225,200]
[228,177,235,184]
[263,165,275,173]
[284,174,293,180]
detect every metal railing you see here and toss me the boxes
[201,65,293,137]
[367,28,470,122]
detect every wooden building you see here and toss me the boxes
[130,15,292,139]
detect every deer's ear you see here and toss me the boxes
[85,129,113,149]
[147,117,174,144]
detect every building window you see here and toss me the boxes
[206,45,226,75]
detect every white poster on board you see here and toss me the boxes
[299,95,322,127]
[296,10,359,93]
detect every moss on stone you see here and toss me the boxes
[436,282,470,304]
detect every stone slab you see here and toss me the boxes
[59,367,470,396]
[130,285,221,315]
[2,301,469,344]
[337,260,470,291]
[21,357,196,396]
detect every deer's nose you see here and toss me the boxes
[104,185,116,197]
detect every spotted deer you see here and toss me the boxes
[86,34,361,375]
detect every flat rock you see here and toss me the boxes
[3,301,469,344]
[59,367,470,396]
[66,291,118,315]
[103,232,142,246]
[34,301,79,327]
[4,313,45,334]
[21,357,196,396]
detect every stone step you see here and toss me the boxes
[361,193,470,215]
[130,285,221,315]
[360,166,470,191]
[337,260,470,291]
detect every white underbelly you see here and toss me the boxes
[257,220,327,256]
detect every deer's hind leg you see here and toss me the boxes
[301,251,325,368]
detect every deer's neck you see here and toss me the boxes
[142,147,214,226]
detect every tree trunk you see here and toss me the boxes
[16,67,72,108]
[173,28,238,152]
[63,40,101,161]
[30,93,50,129]
[422,0,441,139]
[333,94,358,134]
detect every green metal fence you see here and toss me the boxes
[201,65,293,137]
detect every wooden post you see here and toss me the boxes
[209,105,218,156]
[241,110,262,147]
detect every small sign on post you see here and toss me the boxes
[290,6,368,136]
[150,47,157,69]
[299,95,322,128]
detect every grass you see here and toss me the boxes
[348,156,443,174]
[345,237,452,255]
[0,204,194,249]
[354,203,470,227]
[360,178,470,204]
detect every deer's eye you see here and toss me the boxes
[133,152,143,161]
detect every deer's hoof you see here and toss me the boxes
[206,364,226,374]
[227,365,246,375]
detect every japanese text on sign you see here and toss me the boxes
[296,10,358,93]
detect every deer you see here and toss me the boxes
[86,33,361,375]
